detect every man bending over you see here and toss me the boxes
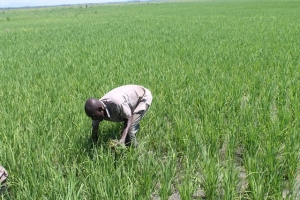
[84,85,152,147]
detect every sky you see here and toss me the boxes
[0,0,146,8]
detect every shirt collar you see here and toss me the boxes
[99,100,110,118]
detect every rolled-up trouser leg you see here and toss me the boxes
[125,124,139,147]
[125,105,149,147]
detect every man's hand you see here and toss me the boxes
[108,139,126,149]
[91,121,100,143]
[119,138,125,144]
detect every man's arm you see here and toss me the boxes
[119,115,133,144]
[91,120,100,142]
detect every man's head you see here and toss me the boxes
[84,98,105,121]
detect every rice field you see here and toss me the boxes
[0,0,300,199]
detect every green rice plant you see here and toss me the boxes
[158,150,177,199]
[0,0,300,199]
[177,156,199,199]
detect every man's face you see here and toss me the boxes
[90,108,104,121]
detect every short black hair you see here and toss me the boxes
[84,98,100,117]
